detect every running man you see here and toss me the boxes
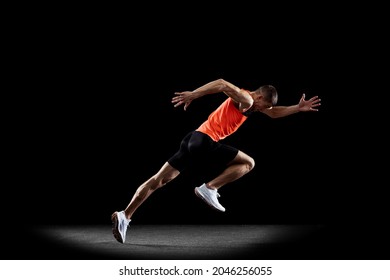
[111,78,321,243]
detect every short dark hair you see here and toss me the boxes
[255,85,278,106]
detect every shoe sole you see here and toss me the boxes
[111,211,124,243]
[194,187,225,212]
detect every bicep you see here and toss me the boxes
[223,87,253,111]
[261,107,276,118]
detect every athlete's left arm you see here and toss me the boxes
[261,94,321,118]
[172,79,252,111]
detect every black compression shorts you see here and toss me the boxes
[167,130,239,172]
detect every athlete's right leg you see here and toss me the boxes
[114,162,180,221]
[123,162,180,219]
[112,131,193,243]
[111,162,180,243]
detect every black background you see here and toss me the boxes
[25,35,336,226]
[6,4,389,260]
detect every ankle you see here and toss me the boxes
[123,211,132,221]
[204,183,217,190]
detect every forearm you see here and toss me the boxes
[191,79,227,99]
[264,104,300,118]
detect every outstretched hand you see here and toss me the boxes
[298,93,321,112]
[172,91,194,111]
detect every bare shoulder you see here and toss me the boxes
[239,88,251,95]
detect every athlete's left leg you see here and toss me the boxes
[206,150,255,190]
[194,150,254,212]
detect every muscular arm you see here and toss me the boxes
[261,105,300,118]
[172,79,253,111]
[261,93,321,118]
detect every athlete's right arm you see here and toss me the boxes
[172,79,252,111]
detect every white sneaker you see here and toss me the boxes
[111,211,131,243]
[194,183,225,212]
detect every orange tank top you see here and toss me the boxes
[196,97,248,142]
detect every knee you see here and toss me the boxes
[160,173,176,186]
[245,156,255,172]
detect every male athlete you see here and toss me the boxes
[111,78,321,243]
